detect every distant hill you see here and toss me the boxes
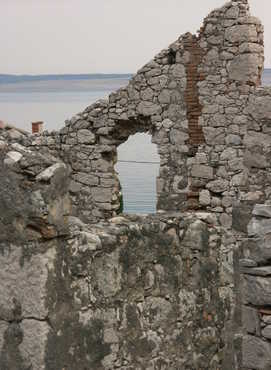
[0,74,133,84]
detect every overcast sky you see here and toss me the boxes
[1,0,270,74]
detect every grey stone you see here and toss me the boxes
[74,173,99,186]
[248,95,271,122]
[225,134,241,146]
[248,217,271,237]
[206,180,228,193]
[225,25,257,44]
[182,220,209,251]
[253,204,271,218]
[137,101,162,116]
[77,129,96,144]
[158,90,171,104]
[4,151,22,164]
[262,325,271,340]
[242,335,271,369]
[91,187,112,203]
[241,266,271,276]
[171,64,185,78]
[36,163,66,182]
[228,54,261,83]
[242,306,260,335]
[191,165,214,180]
[199,190,211,206]
[243,275,271,306]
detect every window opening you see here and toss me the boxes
[115,133,160,214]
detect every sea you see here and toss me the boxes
[1,70,271,214]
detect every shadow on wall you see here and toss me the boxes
[115,133,160,214]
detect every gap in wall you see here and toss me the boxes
[115,133,160,214]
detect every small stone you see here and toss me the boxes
[242,335,271,369]
[207,180,228,193]
[199,190,211,206]
[77,129,95,144]
[36,163,66,182]
[191,165,214,180]
[239,259,257,268]
[262,326,271,340]
[4,151,23,165]
[252,204,271,218]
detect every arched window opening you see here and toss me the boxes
[115,133,160,214]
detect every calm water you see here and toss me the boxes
[1,70,270,214]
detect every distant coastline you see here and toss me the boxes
[0,73,133,84]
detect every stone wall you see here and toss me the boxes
[0,132,232,368]
[2,0,271,368]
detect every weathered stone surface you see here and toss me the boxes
[0,0,269,368]
[77,129,96,144]
[199,189,211,206]
[191,165,214,179]
[242,335,271,370]
[36,162,66,182]
[243,235,271,264]
[243,275,271,306]
[137,101,162,116]
[262,325,271,340]
[248,217,271,237]
[242,306,260,335]
[228,54,260,83]
[206,180,228,194]
[253,204,271,218]
[248,94,271,122]
[182,220,209,251]
[225,25,257,44]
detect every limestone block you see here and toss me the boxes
[182,220,209,251]
[171,64,185,78]
[242,306,260,335]
[247,217,271,237]
[243,275,271,306]
[203,127,225,145]
[225,134,241,146]
[240,42,264,54]
[140,87,155,101]
[158,90,171,104]
[169,129,189,145]
[77,129,96,144]
[137,101,162,116]
[253,204,271,218]
[248,94,271,122]
[242,235,271,264]
[206,179,228,193]
[225,25,257,44]
[4,151,22,165]
[262,325,271,340]
[36,163,66,182]
[91,187,112,203]
[199,190,211,206]
[242,335,271,369]
[73,173,99,186]
[225,6,239,19]
[93,249,122,298]
[227,54,261,83]
[191,165,214,180]
[0,245,56,319]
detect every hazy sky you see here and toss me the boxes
[1,0,270,74]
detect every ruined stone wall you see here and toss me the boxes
[2,0,271,369]
[0,131,232,368]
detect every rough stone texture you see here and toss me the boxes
[1,0,271,368]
